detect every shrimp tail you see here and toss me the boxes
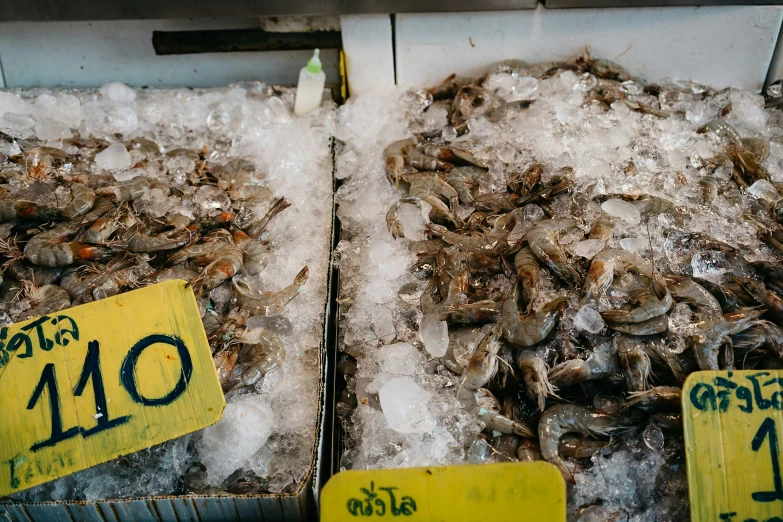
[74,242,113,263]
[652,273,668,301]
[293,266,309,286]
[247,197,291,238]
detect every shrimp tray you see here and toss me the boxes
[332,52,783,521]
[0,83,336,521]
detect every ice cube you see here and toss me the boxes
[466,438,492,463]
[452,330,485,365]
[619,237,649,253]
[94,143,131,171]
[601,199,641,225]
[747,179,780,203]
[34,118,71,141]
[396,201,431,241]
[515,76,538,98]
[197,395,273,484]
[368,240,394,267]
[106,106,139,135]
[619,81,642,96]
[100,82,136,105]
[522,203,545,222]
[729,89,767,132]
[194,185,231,211]
[265,96,291,124]
[419,315,449,357]
[691,250,729,280]
[573,305,606,333]
[574,239,605,259]
[576,73,597,92]
[714,163,733,180]
[207,110,231,132]
[2,112,35,135]
[379,376,435,433]
[643,424,665,451]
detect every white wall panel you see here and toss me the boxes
[396,6,783,92]
[0,18,340,88]
[340,14,395,96]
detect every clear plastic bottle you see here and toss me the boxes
[294,49,326,116]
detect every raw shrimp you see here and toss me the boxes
[461,325,502,389]
[5,261,63,286]
[527,219,582,287]
[233,230,271,276]
[25,222,111,267]
[402,144,454,171]
[446,166,483,204]
[733,321,783,358]
[508,163,543,196]
[501,296,567,346]
[127,233,190,253]
[386,197,429,239]
[194,243,244,293]
[95,178,152,202]
[730,276,783,324]
[582,248,666,306]
[607,315,668,335]
[599,193,684,224]
[60,256,132,300]
[245,197,291,239]
[600,278,672,324]
[427,223,515,257]
[548,354,613,388]
[538,404,626,483]
[617,335,651,392]
[234,266,309,316]
[516,349,555,411]
[589,216,614,241]
[624,386,681,412]
[384,138,417,188]
[665,275,722,315]
[694,278,747,313]
[17,283,71,321]
[222,328,286,392]
[436,300,503,324]
[61,183,95,219]
[0,200,64,223]
[82,203,123,244]
[559,434,614,460]
[692,308,763,370]
[407,173,460,220]
[457,386,534,437]
[513,246,540,313]
[440,327,485,374]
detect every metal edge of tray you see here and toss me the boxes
[313,135,340,516]
[543,0,780,7]
[0,119,337,522]
[0,0,538,22]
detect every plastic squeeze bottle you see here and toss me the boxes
[294,49,326,116]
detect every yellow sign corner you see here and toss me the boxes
[0,280,225,496]
[683,370,783,522]
[321,461,566,521]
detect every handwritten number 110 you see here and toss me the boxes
[26,334,192,453]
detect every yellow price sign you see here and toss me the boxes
[684,370,783,522]
[0,280,225,497]
[320,461,565,521]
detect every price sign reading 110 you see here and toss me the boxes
[0,280,225,496]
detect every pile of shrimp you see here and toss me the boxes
[0,133,308,398]
[338,50,783,520]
